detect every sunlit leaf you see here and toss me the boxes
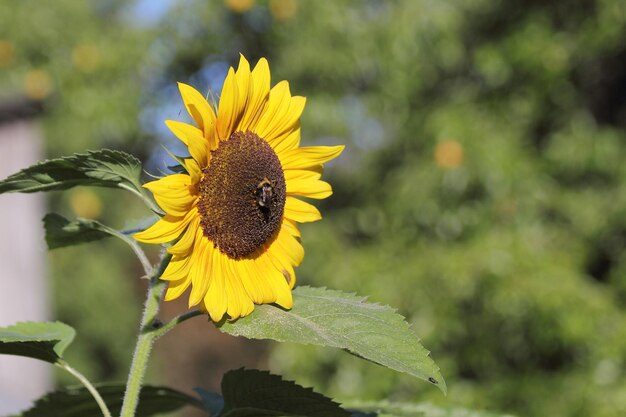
[0,321,75,364]
[0,149,142,195]
[218,287,445,393]
[346,401,516,417]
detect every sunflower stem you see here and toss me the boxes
[120,253,171,417]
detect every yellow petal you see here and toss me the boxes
[279,145,345,170]
[144,174,197,217]
[253,80,291,137]
[256,253,292,308]
[240,257,275,304]
[284,196,321,223]
[270,270,293,308]
[284,169,321,182]
[134,206,198,244]
[205,248,227,321]
[287,267,297,289]
[267,102,300,155]
[282,218,301,238]
[287,179,332,199]
[144,173,190,189]
[216,67,241,140]
[183,158,202,184]
[234,54,251,115]
[236,259,262,304]
[161,254,192,281]
[188,241,213,307]
[275,226,304,266]
[177,82,217,135]
[239,58,271,131]
[272,127,300,158]
[262,95,305,151]
[268,255,296,290]
[266,233,298,289]
[165,120,209,167]
[224,260,246,319]
[240,293,255,316]
[167,216,200,256]
[283,264,297,289]
[164,120,198,146]
[164,276,191,301]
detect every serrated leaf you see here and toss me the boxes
[0,321,75,364]
[218,287,445,393]
[43,214,116,249]
[346,402,515,417]
[12,384,202,417]
[204,368,350,417]
[0,149,142,195]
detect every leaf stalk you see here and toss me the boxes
[57,360,112,417]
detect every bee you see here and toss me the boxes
[255,177,274,208]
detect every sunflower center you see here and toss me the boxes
[198,131,286,259]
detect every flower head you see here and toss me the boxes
[135,55,343,321]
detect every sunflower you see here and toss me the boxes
[135,55,343,322]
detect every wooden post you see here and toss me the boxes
[0,99,51,414]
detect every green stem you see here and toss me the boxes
[126,239,154,277]
[151,309,204,339]
[119,253,171,417]
[118,183,163,215]
[57,360,112,417]
[109,229,153,277]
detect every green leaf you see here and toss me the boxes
[198,368,350,417]
[345,402,515,417]
[0,149,142,195]
[0,321,75,364]
[43,214,116,249]
[12,384,202,417]
[42,213,154,274]
[218,287,445,393]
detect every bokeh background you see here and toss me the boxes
[1,0,626,416]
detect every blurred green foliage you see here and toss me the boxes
[2,0,626,416]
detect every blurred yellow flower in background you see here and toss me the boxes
[23,69,53,101]
[70,189,103,219]
[270,0,297,21]
[225,0,255,13]
[0,40,15,68]
[72,43,100,73]
[435,139,464,169]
